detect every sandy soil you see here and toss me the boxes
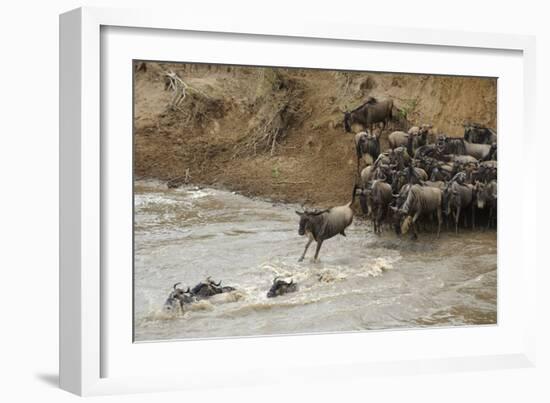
[133,62,496,207]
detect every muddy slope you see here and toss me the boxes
[134,62,496,206]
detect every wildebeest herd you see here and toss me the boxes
[163,96,497,312]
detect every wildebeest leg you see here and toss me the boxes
[436,208,442,238]
[487,207,493,230]
[298,238,313,262]
[411,212,421,240]
[313,240,324,262]
[376,208,383,234]
[471,206,475,230]
[455,206,461,234]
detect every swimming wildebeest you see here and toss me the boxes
[295,185,357,262]
[391,184,443,240]
[163,282,195,312]
[191,277,236,299]
[266,277,298,298]
[343,98,394,133]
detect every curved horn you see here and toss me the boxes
[288,279,294,285]
[173,282,181,290]
[273,276,281,284]
[185,287,190,293]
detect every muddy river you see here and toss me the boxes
[133,180,497,342]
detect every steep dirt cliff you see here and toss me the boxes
[134,62,496,206]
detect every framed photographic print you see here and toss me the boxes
[60,7,537,396]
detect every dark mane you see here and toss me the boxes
[349,100,372,113]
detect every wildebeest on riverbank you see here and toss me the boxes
[342,98,497,238]
[343,98,394,133]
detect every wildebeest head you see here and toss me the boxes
[430,167,441,181]
[475,182,487,209]
[267,277,297,298]
[164,282,194,312]
[206,276,222,287]
[343,111,352,133]
[475,181,496,210]
[464,123,494,144]
[389,204,406,235]
[295,209,326,236]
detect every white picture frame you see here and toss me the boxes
[60,6,538,396]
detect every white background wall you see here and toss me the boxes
[0,1,547,401]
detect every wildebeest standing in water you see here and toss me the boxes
[475,180,497,229]
[391,184,443,240]
[295,185,358,262]
[267,277,297,298]
[359,179,392,234]
[444,179,475,234]
[343,98,394,133]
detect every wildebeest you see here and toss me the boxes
[438,136,494,160]
[361,179,393,234]
[267,277,298,298]
[191,277,236,299]
[389,146,412,171]
[463,140,494,160]
[443,174,475,234]
[464,123,497,144]
[295,185,357,262]
[473,160,497,183]
[354,130,381,171]
[391,166,428,194]
[163,282,195,312]
[414,144,439,159]
[407,130,428,156]
[388,126,429,154]
[475,180,497,229]
[391,184,443,239]
[388,131,409,150]
[343,99,394,132]
[421,180,446,190]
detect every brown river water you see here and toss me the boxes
[133,180,497,342]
